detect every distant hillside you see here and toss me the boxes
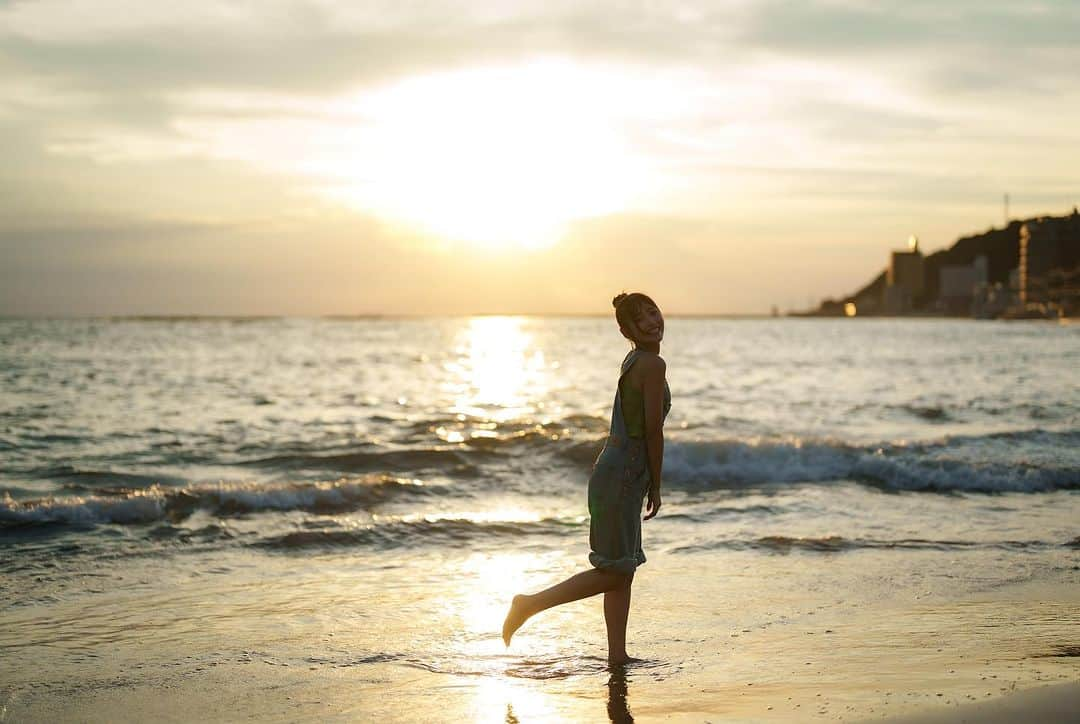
[805,211,1078,316]
[918,221,1022,304]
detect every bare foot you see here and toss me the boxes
[502,594,533,646]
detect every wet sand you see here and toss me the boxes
[7,651,1077,723]
[11,676,1079,724]
[872,681,1080,723]
[5,554,1077,723]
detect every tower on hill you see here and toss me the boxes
[885,235,925,314]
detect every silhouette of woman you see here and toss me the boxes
[502,292,671,665]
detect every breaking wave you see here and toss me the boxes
[661,429,1080,493]
[0,476,434,530]
[237,426,1078,494]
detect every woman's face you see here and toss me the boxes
[627,303,664,345]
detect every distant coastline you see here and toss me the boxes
[797,208,1080,320]
[0,313,783,321]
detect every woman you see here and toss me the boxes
[502,292,671,665]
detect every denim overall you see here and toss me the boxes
[587,348,671,575]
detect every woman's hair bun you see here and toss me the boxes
[612,292,628,309]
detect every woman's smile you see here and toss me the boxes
[634,305,664,341]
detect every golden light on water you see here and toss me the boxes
[445,317,550,423]
[400,509,543,525]
[455,551,543,671]
[457,552,535,640]
[452,551,591,721]
[470,677,561,723]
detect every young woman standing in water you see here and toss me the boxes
[502,292,671,665]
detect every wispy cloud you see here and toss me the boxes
[2,0,1078,314]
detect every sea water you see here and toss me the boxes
[1,317,1077,720]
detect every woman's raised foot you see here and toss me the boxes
[502,594,533,647]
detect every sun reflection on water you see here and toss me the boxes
[444,317,549,425]
[470,677,561,723]
[424,320,600,719]
[451,551,574,722]
[456,552,536,648]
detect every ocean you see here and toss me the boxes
[1,317,1077,721]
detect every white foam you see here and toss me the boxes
[0,477,427,527]
[662,434,1077,493]
[0,488,166,525]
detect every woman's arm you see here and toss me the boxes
[640,354,666,520]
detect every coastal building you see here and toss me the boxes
[973,269,1020,319]
[884,235,924,314]
[1020,210,1080,309]
[1020,219,1057,305]
[938,255,988,316]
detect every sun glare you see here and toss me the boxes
[326,59,650,250]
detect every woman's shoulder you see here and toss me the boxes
[624,350,665,383]
[626,347,664,362]
[636,351,666,373]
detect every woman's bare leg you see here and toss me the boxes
[502,568,628,646]
[603,572,634,664]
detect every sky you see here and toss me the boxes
[1,0,1078,316]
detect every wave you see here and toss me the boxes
[895,404,950,422]
[669,535,1073,554]
[852,400,1070,423]
[237,427,1078,494]
[39,466,187,488]
[661,429,1080,493]
[221,525,1080,555]
[0,476,434,530]
[250,517,581,552]
[239,448,492,476]
[228,417,609,473]
[10,429,1077,513]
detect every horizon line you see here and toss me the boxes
[0,312,784,321]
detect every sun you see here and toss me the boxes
[325,59,648,250]
[170,58,694,249]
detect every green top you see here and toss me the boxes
[619,375,672,438]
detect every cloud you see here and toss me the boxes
[1,0,1079,314]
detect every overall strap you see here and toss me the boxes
[608,349,641,440]
[619,348,642,379]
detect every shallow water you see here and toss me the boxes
[1,317,1078,720]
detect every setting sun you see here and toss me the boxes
[329,59,649,249]
[167,59,670,251]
